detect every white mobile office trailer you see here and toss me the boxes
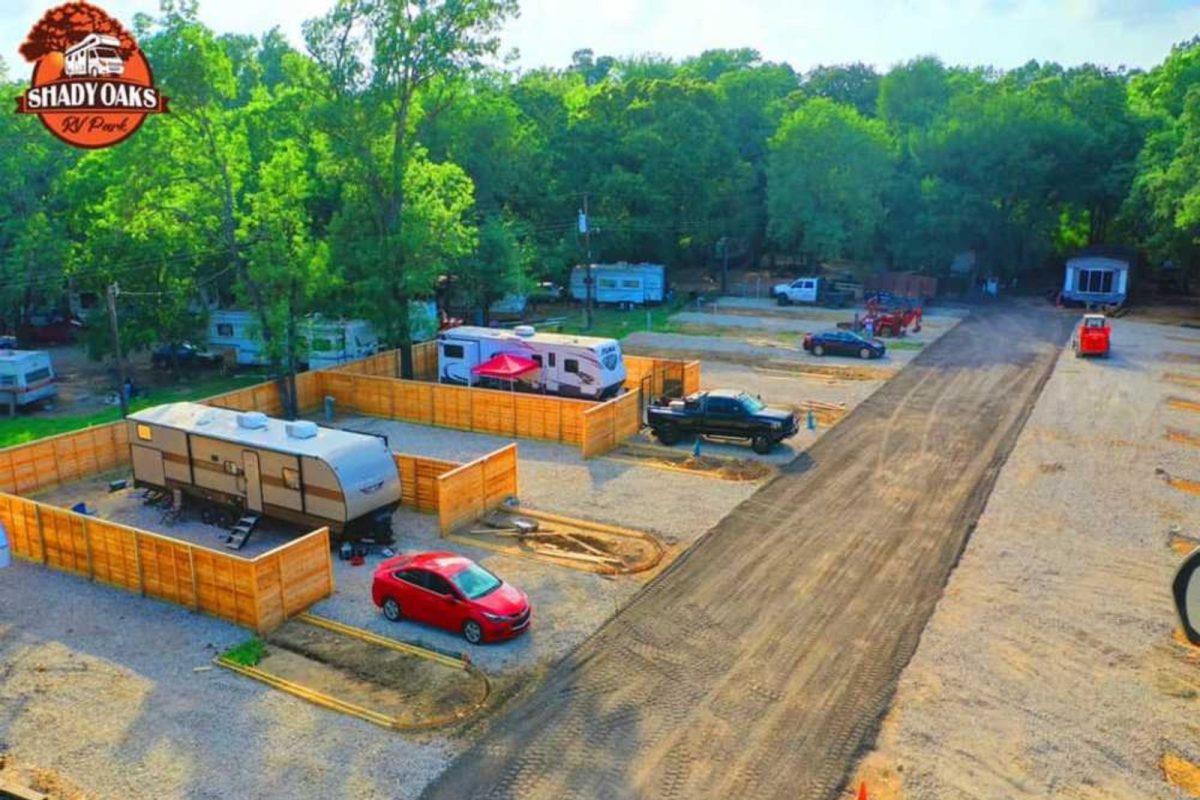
[1062,248,1131,306]
[570,263,667,305]
[207,310,387,368]
[0,349,56,414]
[127,402,402,536]
[437,325,627,400]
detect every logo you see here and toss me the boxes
[14,3,168,149]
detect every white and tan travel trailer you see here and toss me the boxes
[0,349,56,415]
[437,325,626,400]
[127,403,402,536]
[570,263,667,305]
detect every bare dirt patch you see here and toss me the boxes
[609,442,776,482]
[262,619,487,728]
[447,509,666,576]
[1164,352,1200,364]
[0,755,90,800]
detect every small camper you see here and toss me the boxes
[570,263,667,306]
[0,349,56,414]
[64,33,124,78]
[437,325,626,400]
[127,403,402,536]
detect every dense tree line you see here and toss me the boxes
[2,1,1200,401]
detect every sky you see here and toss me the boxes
[4,0,1200,80]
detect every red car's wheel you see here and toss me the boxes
[463,619,484,644]
[382,597,402,621]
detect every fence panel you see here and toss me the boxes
[682,361,702,395]
[581,391,643,458]
[434,444,518,534]
[0,490,332,634]
[393,453,460,512]
[0,422,129,496]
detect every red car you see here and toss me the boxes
[371,551,531,644]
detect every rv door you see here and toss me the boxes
[439,340,479,386]
[243,451,263,513]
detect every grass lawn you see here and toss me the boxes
[554,302,685,340]
[0,373,269,449]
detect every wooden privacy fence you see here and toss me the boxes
[392,452,460,513]
[435,444,519,534]
[581,391,644,459]
[0,492,333,634]
[623,355,702,397]
[325,343,436,381]
[0,422,129,496]
[316,371,590,447]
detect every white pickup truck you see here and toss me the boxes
[772,277,852,307]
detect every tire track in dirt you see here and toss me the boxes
[423,303,1072,800]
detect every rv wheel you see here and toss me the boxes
[382,598,402,622]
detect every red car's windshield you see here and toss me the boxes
[450,563,503,600]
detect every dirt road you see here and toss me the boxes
[424,303,1071,800]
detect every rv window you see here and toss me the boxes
[622,280,640,288]
[136,424,153,441]
[25,368,50,383]
[564,359,579,374]
[548,353,556,367]
[216,323,234,337]
[311,337,335,352]
[282,467,300,490]
[531,354,543,366]
[443,344,465,359]
[224,461,241,476]
[0,376,13,387]
[599,278,619,289]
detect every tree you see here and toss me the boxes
[767,99,896,262]
[803,63,880,117]
[303,0,516,377]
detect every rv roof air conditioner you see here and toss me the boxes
[514,325,536,338]
[286,421,319,440]
[237,411,268,430]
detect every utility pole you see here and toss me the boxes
[580,194,593,330]
[106,283,129,418]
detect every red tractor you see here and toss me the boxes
[1073,313,1111,358]
[860,299,923,338]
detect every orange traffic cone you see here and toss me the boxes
[857,782,868,800]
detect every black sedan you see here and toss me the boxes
[802,330,886,359]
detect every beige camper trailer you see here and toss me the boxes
[126,403,402,538]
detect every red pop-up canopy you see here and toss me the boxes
[471,352,540,380]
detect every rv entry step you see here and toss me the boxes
[225,514,260,550]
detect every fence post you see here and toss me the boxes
[35,504,47,565]
[82,515,94,581]
[188,546,200,610]
[133,530,145,596]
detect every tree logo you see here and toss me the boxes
[14,3,168,149]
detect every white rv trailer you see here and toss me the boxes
[207,310,381,368]
[127,402,402,536]
[64,33,124,78]
[437,325,627,400]
[570,263,667,306]
[0,349,56,415]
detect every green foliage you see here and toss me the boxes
[3,3,1199,374]
[0,374,265,448]
[768,99,896,261]
[221,637,267,667]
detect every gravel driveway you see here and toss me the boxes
[855,316,1200,798]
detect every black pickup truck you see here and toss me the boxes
[647,389,799,454]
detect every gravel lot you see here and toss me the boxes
[0,562,458,800]
[855,316,1200,799]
